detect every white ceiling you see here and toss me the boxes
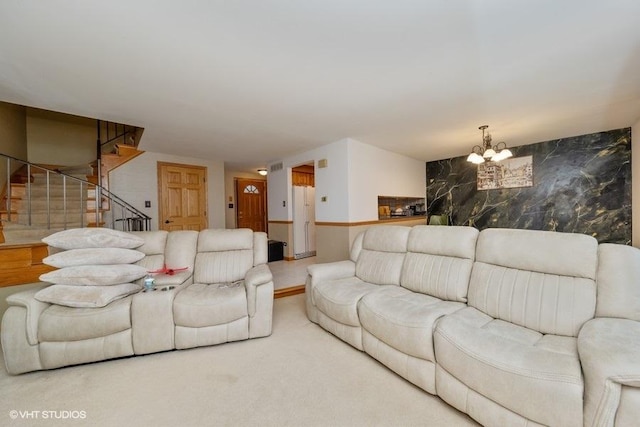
[1,1,639,172]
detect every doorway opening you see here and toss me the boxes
[291,163,316,259]
[235,178,267,232]
[157,162,208,231]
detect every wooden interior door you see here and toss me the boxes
[236,179,266,232]
[158,162,208,231]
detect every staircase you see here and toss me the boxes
[0,154,151,286]
[0,118,148,286]
[1,166,95,244]
[86,120,144,194]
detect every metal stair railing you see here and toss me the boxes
[1,153,151,232]
[98,120,138,156]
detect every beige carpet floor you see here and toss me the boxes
[0,294,477,427]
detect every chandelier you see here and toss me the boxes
[466,125,513,164]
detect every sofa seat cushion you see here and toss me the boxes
[174,282,248,328]
[313,277,385,327]
[359,286,465,361]
[434,307,584,427]
[38,296,132,342]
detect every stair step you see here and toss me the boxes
[56,166,93,175]
[1,212,86,222]
[116,144,140,157]
[4,198,85,210]
[1,226,73,244]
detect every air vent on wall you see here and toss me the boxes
[270,162,283,173]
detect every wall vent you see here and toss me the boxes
[270,162,283,173]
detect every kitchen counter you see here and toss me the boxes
[376,215,427,224]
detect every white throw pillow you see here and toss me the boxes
[43,248,145,268]
[42,228,144,250]
[34,283,141,308]
[40,264,149,286]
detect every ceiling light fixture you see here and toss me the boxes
[466,125,513,164]
[257,168,268,176]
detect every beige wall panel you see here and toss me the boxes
[316,218,428,263]
[0,102,27,192]
[26,109,96,166]
[315,225,351,263]
[267,222,293,259]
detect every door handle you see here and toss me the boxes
[164,220,174,224]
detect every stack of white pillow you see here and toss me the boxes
[35,228,149,308]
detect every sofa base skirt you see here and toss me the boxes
[436,365,545,427]
[40,329,134,370]
[317,310,363,350]
[175,317,249,350]
[362,329,436,395]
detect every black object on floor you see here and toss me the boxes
[268,240,285,262]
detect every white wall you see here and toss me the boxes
[26,109,96,166]
[109,151,225,230]
[268,138,426,223]
[268,138,350,222]
[347,139,426,222]
[633,119,640,247]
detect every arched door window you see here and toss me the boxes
[243,184,259,194]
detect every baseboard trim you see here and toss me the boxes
[274,285,305,299]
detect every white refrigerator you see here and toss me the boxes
[293,186,316,259]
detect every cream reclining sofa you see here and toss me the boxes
[1,228,274,375]
[306,225,640,427]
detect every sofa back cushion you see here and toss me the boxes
[355,226,410,286]
[132,231,169,271]
[165,230,199,270]
[596,243,640,321]
[400,225,479,302]
[469,228,598,337]
[194,229,254,283]
[253,232,268,266]
[350,231,365,262]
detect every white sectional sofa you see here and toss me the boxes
[1,228,274,375]
[306,225,640,427]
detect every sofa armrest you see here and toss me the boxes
[307,260,356,287]
[245,264,274,316]
[306,261,356,323]
[6,285,51,345]
[152,270,192,287]
[578,318,640,427]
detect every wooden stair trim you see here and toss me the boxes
[274,285,305,299]
[102,145,144,173]
[0,242,55,287]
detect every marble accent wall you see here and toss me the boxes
[426,128,631,244]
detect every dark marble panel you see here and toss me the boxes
[426,128,631,244]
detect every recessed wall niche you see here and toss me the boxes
[426,128,631,244]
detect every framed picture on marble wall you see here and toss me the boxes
[477,156,533,190]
